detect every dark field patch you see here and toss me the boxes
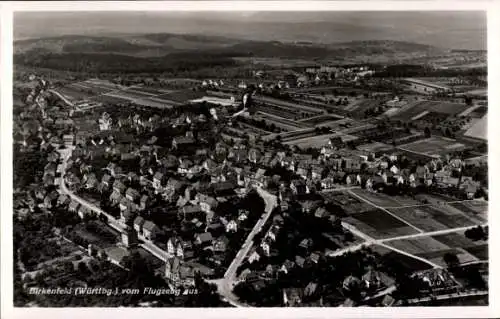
[352,209,409,230]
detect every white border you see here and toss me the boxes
[2,1,496,12]
[1,2,499,319]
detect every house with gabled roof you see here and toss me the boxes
[194,232,213,246]
[84,173,98,190]
[213,235,230,252]
[280,259,295,274]
[197,194,218,213]
[125,187,140,202]
[172,136,196,150]
[133,216,145,235]
[68,200,80,212]
[43,174,55,187]
[248,250,260,264]
[152,171,164,190]
[295,255,306,268]
[143,220,160,241]
[291,179,308,195]
[299,238,314,252]
[44,191,59,209]
[57,194,71,206]
[109,189,122,205]
[309,252,322,264]
[106,162,122,177]
[362,269,382,290]
[100,174,112,190]
[113,180,126,194]
[314,207,329,219]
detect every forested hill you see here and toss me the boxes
[15,33,452,74]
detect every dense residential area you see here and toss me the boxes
[12,13,488,308]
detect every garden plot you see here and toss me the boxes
[445,201,487,224]
[345,209,420,239]
[387,236,479,268]
[349,188,421,208]
[387,205,477,232]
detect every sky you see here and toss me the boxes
[14,11,487,50]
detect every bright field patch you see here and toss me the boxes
[387,204,477,232]
[349,188,420,208]
[398,136,465,157]
[389,237,450,255]
[391,100,469,121]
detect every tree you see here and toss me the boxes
[465,96,473,106]
[443,252,460,268]
[424,127,431,138]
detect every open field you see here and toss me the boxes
[398,136,466,157]
[463,244,488,260]
[347,99,381,118]
[391,100,470,121]
[85,79,125,90]
[345,208,420,239]
[389,236,450,255]
[133,98,177,109]
[94,94,130,105]
[285,132,359,148]
[371,245,434,272]
[387,204,479,232]
[256,113,307,131]
[256,103,303,120]
[103,90,153,101]
[283,133,352,149]
[300,114,344,125]
[464,115,487,141]
[128,86,173,95]
[256,96,324,115]
[349,188,421,208]
[431,231,487,259]
[69,82,113,95]
[156,90,206,103]
[467,106,487,118]
[71,222,119,249]
[57,87,93,101]
[387,234,482,268]
[449,201,488,223]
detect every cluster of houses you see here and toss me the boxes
[412,268,459,292]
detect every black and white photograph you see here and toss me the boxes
[2,2,498,317]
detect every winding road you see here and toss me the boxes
[210,187,278,307]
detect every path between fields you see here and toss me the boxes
[329,223,487,268]
[347,190,425,234]
[381,199,486,210]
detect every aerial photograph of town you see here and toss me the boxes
[12,10,488,308]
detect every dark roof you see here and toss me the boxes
[143,220,158,232]
[295,255,306,267]
[182,205,203,214]
[173,136,195,145]
[196,232,213,243]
